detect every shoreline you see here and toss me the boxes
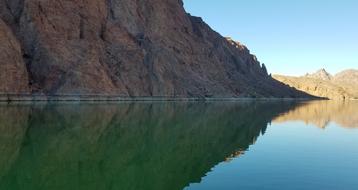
[0,95,325,102]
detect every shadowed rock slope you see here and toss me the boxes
[0,0,309,98]
[274,69,358,100]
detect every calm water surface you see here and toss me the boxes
[0,101,357,190]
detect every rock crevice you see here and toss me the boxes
[0,0,308,98]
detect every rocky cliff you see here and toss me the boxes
[274,69,358,100]
[0,0,308,98]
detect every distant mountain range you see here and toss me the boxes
[274,69,358,100]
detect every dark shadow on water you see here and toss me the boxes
[0,101,301,190]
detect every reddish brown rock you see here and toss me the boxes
[0,19,29,94]
[0,0,310,98]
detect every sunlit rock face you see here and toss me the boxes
[274,69,358,100]
[305,69,332,81]
[0,0,308,98]
[273,101,358,129]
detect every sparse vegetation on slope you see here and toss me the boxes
[274,69,358,100]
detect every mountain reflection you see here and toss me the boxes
[273,101,358,129]
[0,101,300,190]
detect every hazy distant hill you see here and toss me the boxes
[273,69,358,100]
[305,69,333,81]
[333,69,358,86]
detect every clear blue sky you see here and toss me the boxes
[183,0,358,76]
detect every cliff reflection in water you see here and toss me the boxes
[273,101,358,129]
[0,101,298,190]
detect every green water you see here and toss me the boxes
[0,101,357,190]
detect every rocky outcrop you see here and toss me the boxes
[274,69,358,100]
[0,19,29,94]
[0,0,309,98]
[305,68,332,81]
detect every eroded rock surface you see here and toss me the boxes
[0,19,29,94]
[0,0,308,98]
[274,69,358,100]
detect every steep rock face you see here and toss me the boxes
[0,0,308,98]
[0,19,29,94]
[305,68,332,81]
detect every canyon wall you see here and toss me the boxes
[0,0,308,98]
